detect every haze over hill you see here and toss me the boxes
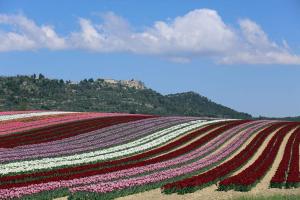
[0,75,252,119]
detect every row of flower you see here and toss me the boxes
[217,123,299,192]
[0,119,217,175]
[270,127,300,188]
[0,117,194,163]
[0,119,248,198]
[162,121,284,193]
[0,119,236,189]
[0,115,151,148]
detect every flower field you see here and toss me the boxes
[0,111,299,199]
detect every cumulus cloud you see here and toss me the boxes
[69,13,133,52]
[0,14,66,51]
[130,9,238,57]
[220,19,300,64]
[0,9,299,65]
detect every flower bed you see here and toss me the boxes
[0,119,234,189]
[68,121,266,198]
[162,122,284,193]
[0,117,194,162]
[0,120,251,199]
[0,111,297,200]
[0,115,153,148]
[218,123,299,191]
[0,120,213,175]
[0,112,128,135]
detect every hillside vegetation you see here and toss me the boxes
[0,74,251,119]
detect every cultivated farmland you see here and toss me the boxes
[0,111,299,200]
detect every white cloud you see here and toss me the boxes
[220,19,300,64]
[0,14,66,51]
[67,9,238,58]
[69,18,105,51]
[0,10,299,65]
[69,13,133,52]
[130,9,237,56]
[239,19,275,50]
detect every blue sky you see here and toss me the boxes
[0,0,300,117]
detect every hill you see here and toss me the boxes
[0,74,251,119]
[282,116,300,121]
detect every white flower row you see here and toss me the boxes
[0,111,78,121]
[0,119,230,174]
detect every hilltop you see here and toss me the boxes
[0,74,251,119]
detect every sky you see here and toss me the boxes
[0,0,300,117]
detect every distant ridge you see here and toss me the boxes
[257,116,300,122]
[0,74,252,119]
